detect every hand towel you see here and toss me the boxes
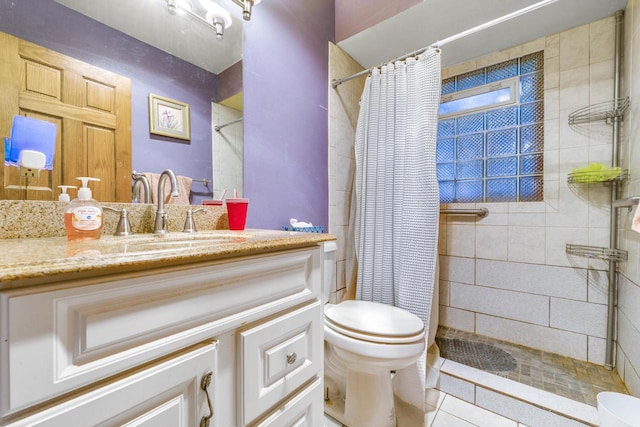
[143,172,192,205]
[169,175,192,205]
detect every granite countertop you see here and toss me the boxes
[0,229,336,290]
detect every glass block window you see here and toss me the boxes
[437,51,544,203]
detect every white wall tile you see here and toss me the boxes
[618,312,640,396]
[545,226,588,268]
[446,224,476,257]
[507,212,546,227]
[439,255,475,284]
[623,356,640,398]
[545,188,590,228]
[588,336,606,365]
[550,297,607,338]
[545,34,560,60]
[475,204,509,226]
[559,65,590,112]
[589,59,615,105]
[475,225,508,261]
[590,17,615,64]
[476,259,588,300]
[619,275,640,332]
[559,24,590,71]
[587,268,609,304]
[476,314,587,360]
[507,226,546,264]
[450,283,549,326]
[439,280,450,306]
[439,305,475,332]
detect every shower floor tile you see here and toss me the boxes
[436,326,628,406]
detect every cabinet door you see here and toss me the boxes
[252,377,323,427]
[1,247,320,418]
[239,301,323,426]
[7,341,217,427]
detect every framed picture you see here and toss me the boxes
[149,93,190,140]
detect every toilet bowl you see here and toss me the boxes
[321,242,438,427]
[597,392,640,427]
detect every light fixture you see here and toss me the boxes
[230,0,261,21]
[166,0,233,40]
[167,0,193,15]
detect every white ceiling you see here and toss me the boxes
[338,0,627,70]
[52,0,243,74]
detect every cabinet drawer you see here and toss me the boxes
[6,341,217,427]
[0,247,321,419]
[251,377,323,427]
[239,301,323,426]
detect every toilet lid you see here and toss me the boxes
[324,300,425,344]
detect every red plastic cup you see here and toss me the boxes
[226,198,249,230]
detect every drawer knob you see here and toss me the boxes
[286,352,297,365]
[200,371,214,427]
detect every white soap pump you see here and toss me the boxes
[57,185,76,202]
[64,177,103,241]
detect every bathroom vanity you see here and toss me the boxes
[0,230,334,426]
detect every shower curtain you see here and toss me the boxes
[354,47,441,409]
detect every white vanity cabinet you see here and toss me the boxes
[0,245,324,427]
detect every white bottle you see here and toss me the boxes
[57,185,76,202]
[64,177,103,241]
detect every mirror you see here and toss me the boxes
[0,0,243,204]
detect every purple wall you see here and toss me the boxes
[0,0,218,204]
[243,0,334,230]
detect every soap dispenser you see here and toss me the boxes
[57,185,76,203]
[64,177,103,241]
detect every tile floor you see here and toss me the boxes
[436,326,628,406]
[324,389,529,427]
[323,326,630,426]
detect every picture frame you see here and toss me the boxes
[149,93,190,140]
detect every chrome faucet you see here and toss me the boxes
[132,174,151,204]
[153,169,179,235]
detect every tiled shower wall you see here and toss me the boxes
[618,0,640,398]
[327,42,365,303]
[327,15,633,388]
[212,103,243,198]
[439,17,617,366]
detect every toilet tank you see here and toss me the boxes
[322,241,338,304]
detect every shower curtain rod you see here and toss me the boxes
[331,0,559,88]
[214,117,243,131]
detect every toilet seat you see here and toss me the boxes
[324,300,425,344]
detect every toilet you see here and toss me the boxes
[322,242,438,427]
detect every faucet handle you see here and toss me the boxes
[183,208,206,233]
[103,207,134,236]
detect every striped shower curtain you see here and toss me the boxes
[354,47,441,408]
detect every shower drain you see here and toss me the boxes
[436,337,518,372]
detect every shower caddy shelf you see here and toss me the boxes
[564,95,630,265]
[567,97,629,126]
[565,244,627,262]
[566,169,627,185]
